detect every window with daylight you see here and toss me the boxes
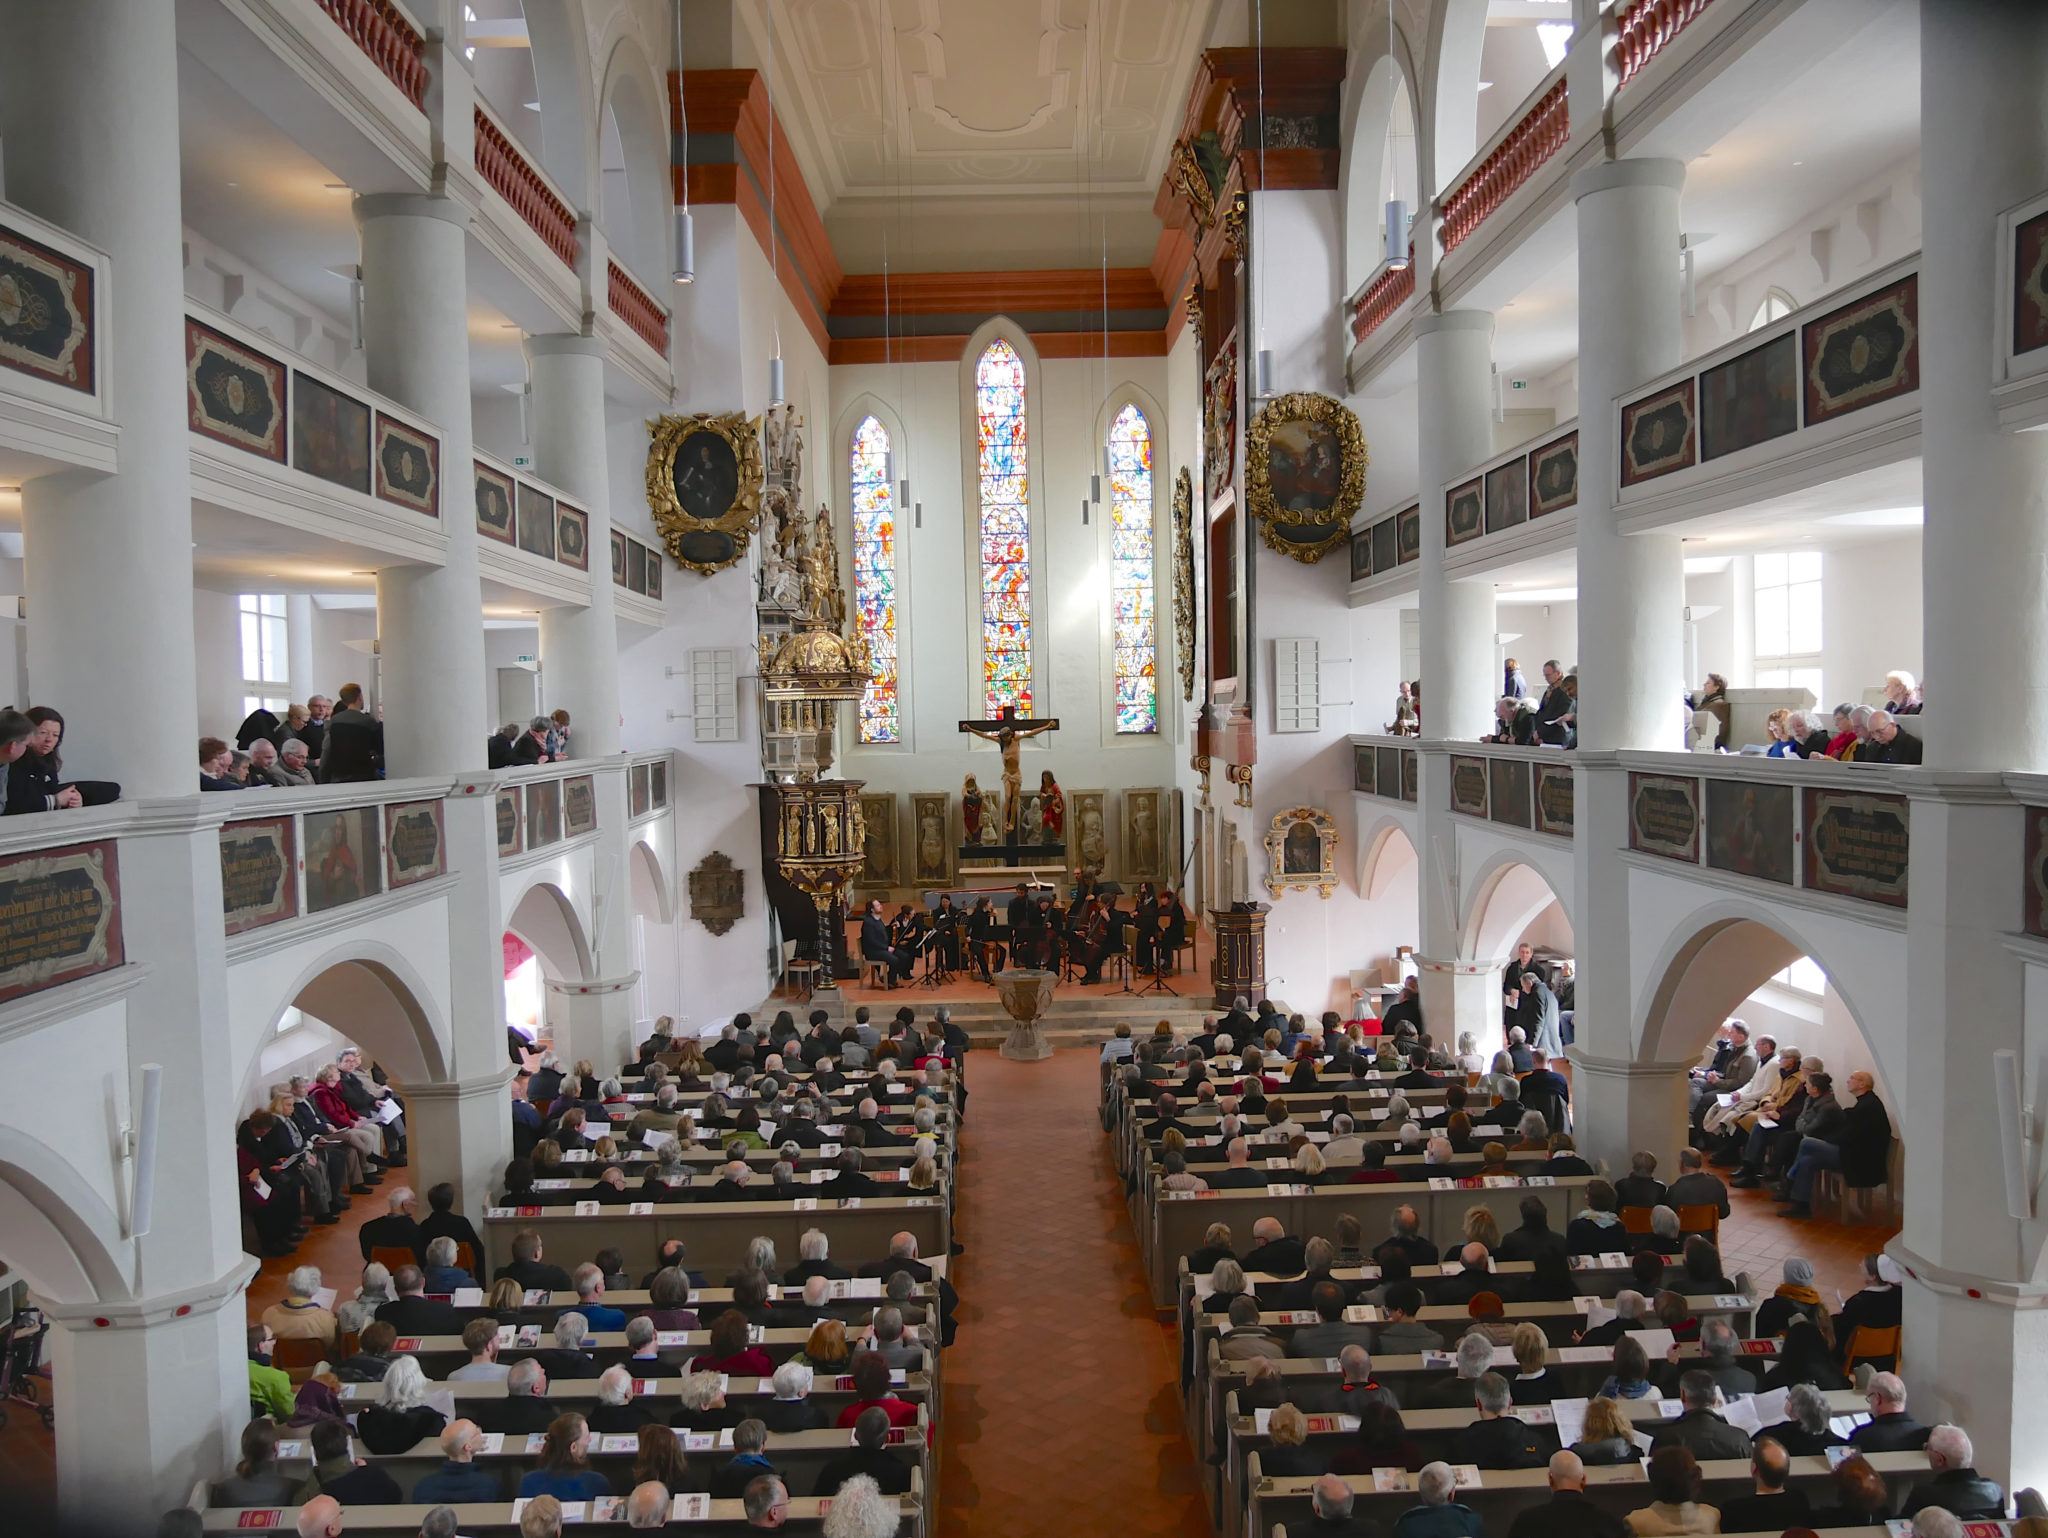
[238,592,291,718]
[1753,550,1823,703]
[975,339,1031,715]
[849,415,900,742]
[1107,403,1157,733]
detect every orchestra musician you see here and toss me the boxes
[931,895,962,973]
[1137,887,1188,975]
[889,903,920,950]
[1080,892,1128,983]
[966,896,1003,981]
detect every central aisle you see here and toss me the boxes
[934,1048,1207,1538]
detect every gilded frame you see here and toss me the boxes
[1263,805,1338,899]
[1171,466,1197,702]
[1245,392,1367,565]
[644,410,765,575]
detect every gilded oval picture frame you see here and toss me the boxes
[644,409,765,575]
[1246,391,1368,564]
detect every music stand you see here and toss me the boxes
[1135,943,1179,997]
[916,929,953,989]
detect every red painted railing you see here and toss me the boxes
[608,260,669,355]
[1439,77,1570,255]
[315,0,428,110]
[473,108,578,269]
[1350,247,1417,346]
[1613,0,1716,88]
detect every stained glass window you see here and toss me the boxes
[1107,403,1158,734]
[849,415,899,743]
[976,339,1031,716]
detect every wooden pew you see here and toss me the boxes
[379,1328,930,1377]
[482,1197,949,1279]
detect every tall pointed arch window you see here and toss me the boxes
[975,338,1031,715]
[849,415,899,743]
[1107,403,1157,733]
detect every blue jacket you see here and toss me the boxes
[413,1461,502,1503]
[518,1468,612,1501]
[578,1303,627,1332]
[860,914,893,961]
[1395,1503,1487,1538]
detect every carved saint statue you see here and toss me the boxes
[962,774,983,843]
[1039,770,1065,843]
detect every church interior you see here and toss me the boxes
[0,0,2044,1534]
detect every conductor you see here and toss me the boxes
[860,898,914,986]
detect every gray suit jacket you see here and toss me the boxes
[1290,1321,1378,1361]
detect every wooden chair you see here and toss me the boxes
[335,1330,359,1363]
[780,939,822,1002]
[269,1335,329,1384]
[1844,1324,1901,1371]
[453,1242,480,1277]
[1619,1205,1656,1235]
[861,958,890,989]
[369,1245,416,1274]
[1676,1204,1721,1240]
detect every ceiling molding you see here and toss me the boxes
[829,329,1167,366]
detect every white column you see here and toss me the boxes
[1919,0,2048,772]
[1571,159,1687,753]
[405,1067,517,1246]
[1893,3,2048,1497]
[1415,310,1500,742]
[528,335,622,758]
[286,595,317,708]
[0,0,198,797]
[356,193,489,775]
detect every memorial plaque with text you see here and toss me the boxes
[1489,758,1533,829]
[384,799,446,889]
[1449,756,1489,818]
[0,839,124,1003]
[527,779,563,849]
[1629,773,1700,863]
[221,817,296,935]
[1375,746,1401,802]
[563,775,597,838]
[1535,763,1574,837]
[1400,749,1418,802]
[1804,787,1909,906]
[1353,744,1377,796]
[496,786,523,857]
[631,763,653,818]
[651,760,668,808]
[1704,778,1794,885]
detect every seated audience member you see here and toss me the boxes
[1597,1335,1656,1401]
[476,1358,559,1435]
[1290,1280,1376,1359]
[449,1316,510,1382]
[588,1365,655,1433]
[1565,1180,1626,1254]
[691,1310,773,1378]
[643,1267,700,1332]
[356,1356,447,1455]
[1392,1461,1484,1537]
[494,1229,574,1293]
[1570,1395,1642,1466]
[1506,1450,1632,1538]
[1715,1435,1811,1533]
[1664,1147,1730,1218]
[332,1320,397,1383]
[1834,1252,1904,1366]
[1759,1380,1850,1457]
[358,1186,424,1263]
[816,1405,914,1496]
[1613,1151,1667,1212]
[1625,1445,1718,1535]
[1853,1371,1932,1452]
[268,738,315,786]
[1453,1372,1546,1469]
[246,1326,295,1418]
[1542,1133,1592,1177]
[1378,1205,1441,1270]
[1650,1369,1753,1462]
[1762,1316,1849,1392]
[293,1497,345,1538]
[568,1262,625,1331]
[785,1226,852,1283]
[1220,1293,1285,1361]
[532,1312,601,1381]
[1241,1216,1308,1276]
[1865,708,1924,764]
[1495,1196,1565,1269]
[199,735,239,791]
[375,1266,462,1336]
[298,1418,403,1505]
[1301,1472,1389,1538]
[1810,1453,1895,1527]
[416,1181,483,1257]
[410,1419,502,1504]
[5,707,119,812]
[628,1425,692,1499]
[758,1361,828,1434]
[792,1318,851,1374]
[834,1351,919,1430]
[215,1419,298,1506]
[1901,1425,2007,1521]
[1262,1402,1330,1479]
[1330,1401,1424,1477]
[1417,1334,1496,1412]
[1776,1068,1893,1219]
[1755,1254,1825,1337]
[1374,1283,1445,1355]
[518,1413,612,1501]
[1577,1289,1647,1350]
[1690,1317,1757,1400]
[263,1265,338,1345]
[421,1236,473,1294]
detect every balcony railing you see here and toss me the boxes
[1439,74,1569,256]
[473,105,577,269]
[315,0,428,110]
[1349,248,1417,346]
[1613,0,1717,90]
[1350,735,1419,804]
[608,259,669,355]
[1444,419,1580,559]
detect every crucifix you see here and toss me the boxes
[957,704,1059,843]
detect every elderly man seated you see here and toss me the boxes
[1776,1068,1893,1219]
[1505,1450,1632,1537]
[1394,1461,1485,1537]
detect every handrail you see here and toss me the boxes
[1439,74,1569,256]
[1349,247,1417,345]
[607,258,669,354]
[1614,0,1717,90]
[473,103,578,269]
[314,0,428,110]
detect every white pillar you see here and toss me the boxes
[0,0,198,797]
[1415,310,1500,742]
[286,594,317,708]
[1891,4,2048,1497]
[356,193,489,775]
[1571,159,1687,753]
[527,335,622,758]
[1919,0,2048,772]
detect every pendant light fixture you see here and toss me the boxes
[671,0,694,283]
[1253,0,1274,401]
[764,0,785,406]
[1384,2,1408,271]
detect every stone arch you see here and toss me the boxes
[1359,814,1418,900]
[0,1125,133,1305]
[506,879,594,983]
[1635,905,1899,1109]
[1342,44,1422,294]
[258,942,453,1087]
[1460,847,1573,964]
[520,0,598,208]
[1426,0,1489,197]
[596,31,669,277]
[629,839,671,925]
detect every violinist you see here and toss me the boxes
[1153,887,1189,976]
[966,896,1003,982]
[931,895,962,973]
[1081,893,1127,984]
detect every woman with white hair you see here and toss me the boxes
[1292,1143,1329,1186]
[1479,1052,1519,1102]
[335,1262,394,1337]
[740,1235,779,1283]
[1454,1032,1485,1076]
[759,1360,827,1433]
[820,1474,899,1538]
[1201,1258,1246,1316]
[356,1355,447,1453]
[1883,670,1922,715]
[588,1364,653,1432]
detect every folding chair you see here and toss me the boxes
[1676,1204,1721,1241]
[269,1335,328,1383]
[453,1242,480,1277]
[1844,1324,1901,1372]
[1619,1206,1656,1236]
[369,1245,416,1274]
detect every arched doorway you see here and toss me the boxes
[505,881,593,1053]
[629,840,676,1029]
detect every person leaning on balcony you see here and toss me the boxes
[199,735,240,791]
[318,682,383,783]
[270,739,316,787]
[1685,674,1731,751]
[1864,709,1924,765]
[5,706,119,812]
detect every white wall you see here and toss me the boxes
[193,588,243,739]
[1824,534,1922,708]
[1730,980,1891,1111]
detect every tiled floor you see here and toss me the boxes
[1718,1176,1898,1306]
[933,1047,1209,1538]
